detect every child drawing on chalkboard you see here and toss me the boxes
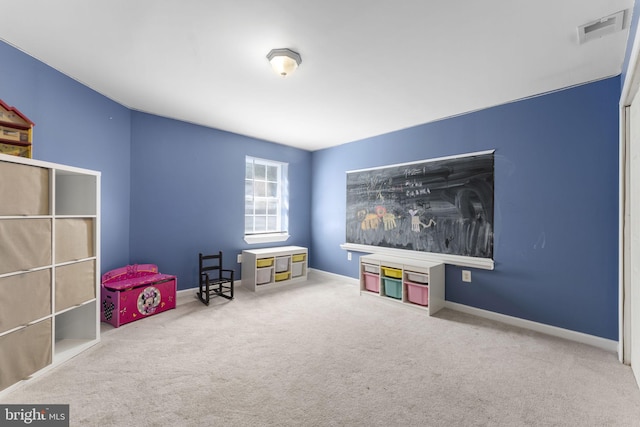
[408,209,436,232]
[358,209,380,230]
[375,206,397,231]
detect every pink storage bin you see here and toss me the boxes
[406,281,429,306]
[363,272,380,293]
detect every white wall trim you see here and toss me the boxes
[340,243,494,270]
[308,268,360,285]
[244,233,290,245]
[184,268,617,352]
[445,301,618,353]
[176,280,244,304]
[311,268,616,352]
[619,3,640,364]
[346,149,495,173]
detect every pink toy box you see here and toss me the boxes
[100,264,177,328]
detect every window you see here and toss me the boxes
[244,156,289,244]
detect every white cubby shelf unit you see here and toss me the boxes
[241,246,308,292]
[0,153,100,395]
[359,254,445,316]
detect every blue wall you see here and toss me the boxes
[129,112,312,289]
[311,78,620,340]
[0,41,131,273]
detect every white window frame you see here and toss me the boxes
[244,156,289,244]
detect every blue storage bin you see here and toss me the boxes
[383,278,402,299]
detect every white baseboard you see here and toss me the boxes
[177,288,197,297]
[182,269,617,353]
[444,301,618,353]
[308,268,359,285]
[311,268,617,352]
[176,279,244,302]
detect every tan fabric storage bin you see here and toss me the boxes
[0,270,51,334]
[55,218,94,263]
[0,318,52,392]
[0,219,52,275]
[55,260,96,312]
[0,161,49,216]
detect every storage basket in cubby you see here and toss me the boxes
[362,263,379,274]
[381,266,402,278]
[406,281,429,306]
[383,277,402,299]
[363,272,380,293]
[291,253,306,263]
[256,258,274,268]
[256,268,272,285]
[275,271,290,282]
[405,271,428,284]
[275,256,290,273]
[292,262,304,277]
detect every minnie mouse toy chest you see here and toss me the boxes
[100,264,177,328]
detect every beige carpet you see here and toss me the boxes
[2,272,640,426]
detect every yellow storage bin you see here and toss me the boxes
[275,272,290,282]
[292,253,306,262]
[381,266,402,278]
[256,258,274,268]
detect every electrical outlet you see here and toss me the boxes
[462,270,471,282]
[347,251,352,261]
[237,254,242,263]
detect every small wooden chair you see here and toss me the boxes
[198,252,234,305]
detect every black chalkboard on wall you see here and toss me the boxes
[346,150,494,259]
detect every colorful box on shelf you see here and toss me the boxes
[406,281,429,306]
[405,271,428,284]
[381,266,402,278]
[383,277,402,299]
[256,258,274,268]
[362,263,379,274]
[363,272,380,293]
[100,264,177,328]
[275,271,290,282]
[291,253,306,262]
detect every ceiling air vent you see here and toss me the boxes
[578,10,626,44]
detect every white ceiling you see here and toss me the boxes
[0,1,633,151]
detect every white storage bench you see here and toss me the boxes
[359,254,445,316]
[241,246,308,292]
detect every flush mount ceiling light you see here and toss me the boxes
[266,48,302,77]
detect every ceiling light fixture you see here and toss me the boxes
[266,48,302,77]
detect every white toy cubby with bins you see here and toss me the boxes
[241,246,308,292]
[359,253,445,315]
[0,152,100,395]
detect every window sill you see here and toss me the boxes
[244,233,290,245]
